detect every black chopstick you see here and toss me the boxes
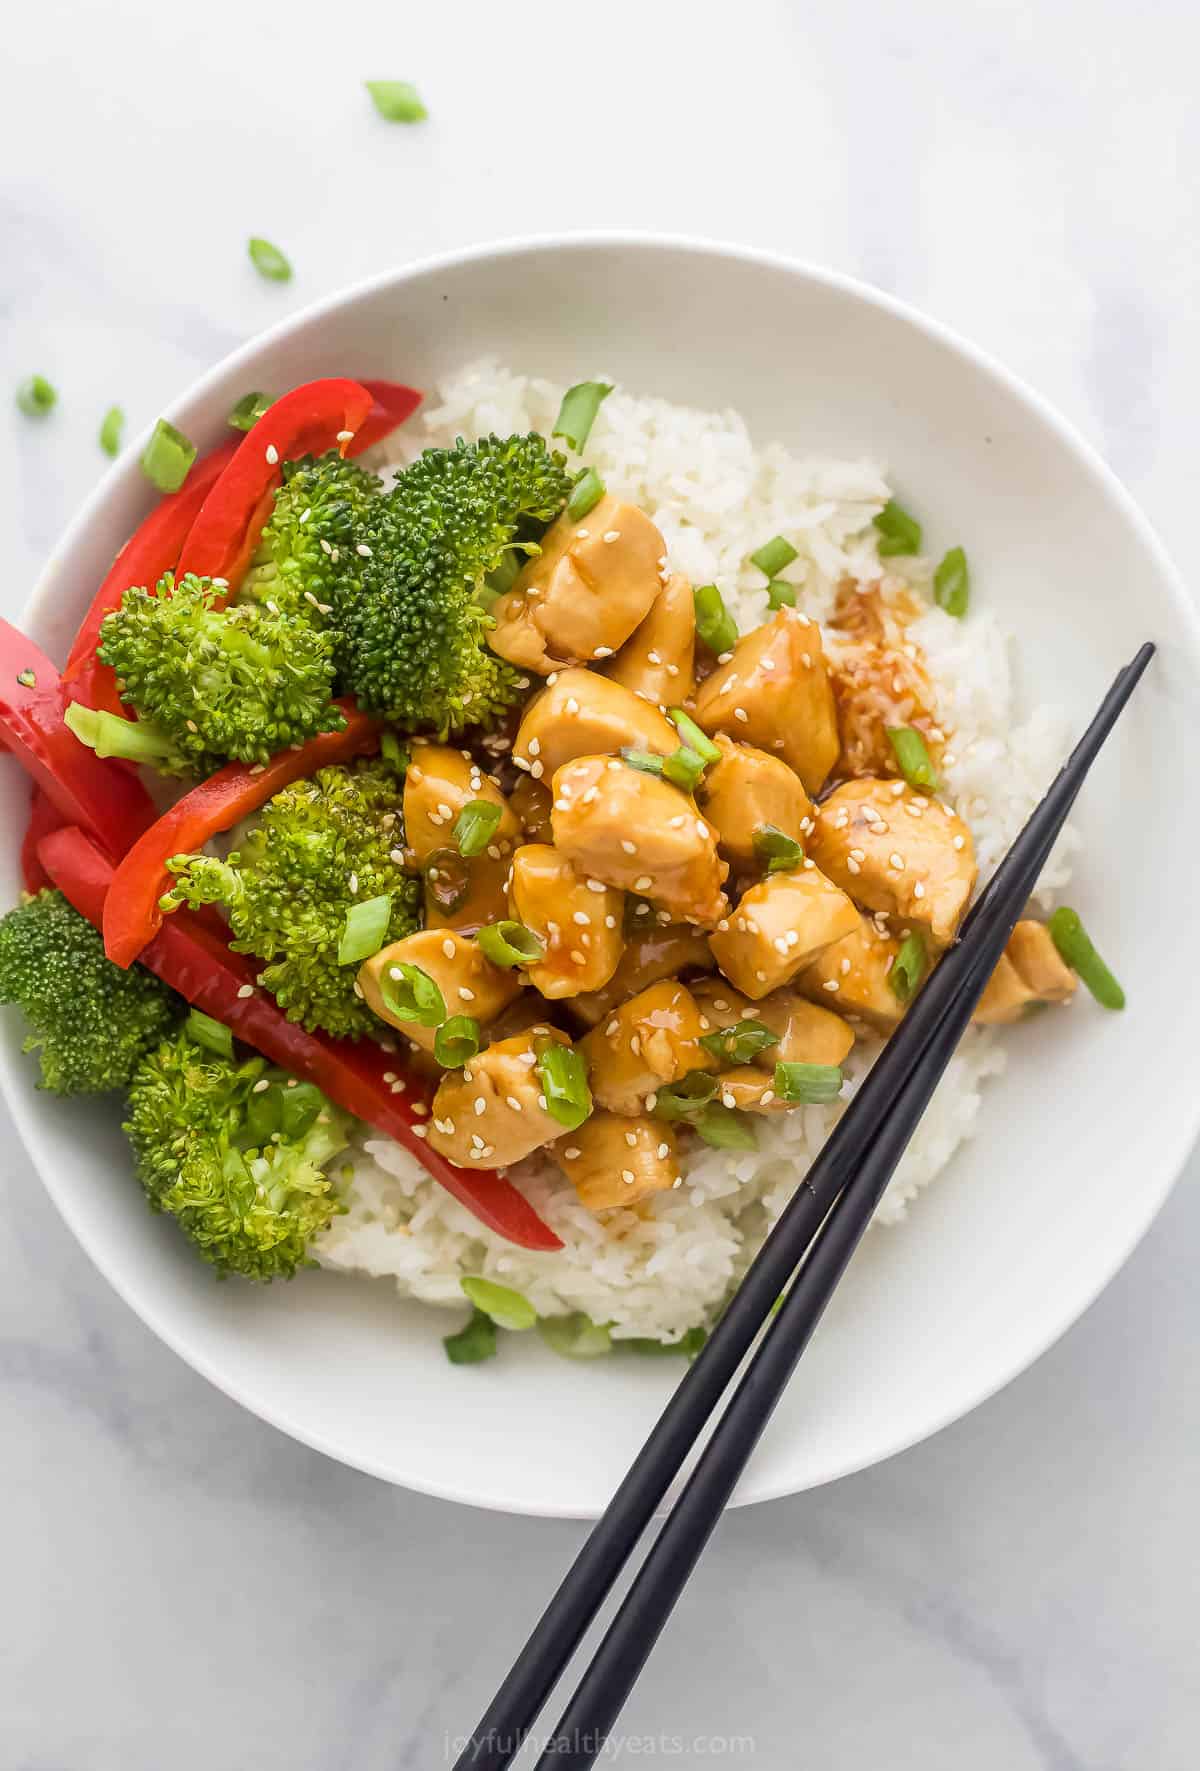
[454,642,1154,1771]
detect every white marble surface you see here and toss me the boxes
[3,2,1198,1764]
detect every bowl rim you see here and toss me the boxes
[13,230,1200,1516]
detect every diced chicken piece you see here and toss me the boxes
[513,669,677,780]
[552,756,728,928]
[358,929,520,1053]
[711,1068,794,1115]
[424,851,510,936]
[693,608,840,795]
[690,978,854,1069]
[973,920,1077,1025]
[578,980,718,1116]
[489,495,665,675]
[509,774,555,845]
[403,743,520,866]
[796,914,905,1032]
[697,735,815,866]
[487,992,570,1044]
[709,867,859,1001]
[809,778,977,947]
[508,843,624,1000]
[426,1026,573,1168]
[602,572,696,705]
[554,1113,680,1210]
[570,925,715,1028]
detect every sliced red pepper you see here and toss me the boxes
[40,826,561,1253]
[19,788,63,893]
[102,699,382,968]
[349,379,424,456]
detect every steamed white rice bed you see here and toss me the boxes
[318,363,1075,1342]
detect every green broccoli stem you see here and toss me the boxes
[65,700,186,773]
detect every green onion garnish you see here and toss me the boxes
[890,931,927,1003]
[461,1276,536,1331]
[477,920,545,969]
[434,1015,482,1068]
[874,499,922,557]
[693,584,738,656]
[247,237,293,283]
[773,1061,843,1104]
[934,546,969,617]
[536,1044,592,1131]
[886,725,939,791]
[537,1313,613,1359]
[16,375,56,418]
[693,1105,758,1150]
[1047,907,1125,1010]
[98,406,124,457]
[185,1008,234,1060]
[228,391,274,432]
[552,381,613,453]
[621,747,665,776]
[365,79,428,122]
[667,708,721,764]
[453,799,503,858]
[338,893,392,966]
[750,535,798,577]
[766,580,796,611]
[752,824,804,873]
[699,1019,780,1066]
[568,467,606,520]
[380,961,446,1027]
[141,418,196,494]
[443,1308,497,1365]
[652,1072,719,1122]
[662,747,707,792]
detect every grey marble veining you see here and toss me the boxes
[3,2,1197,1765]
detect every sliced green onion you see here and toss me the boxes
[365,79,428,122]
[1047,907,1125,1010]
[752,823,804,873]
[228,390,274,432]
[434,1015,481,1068]
[380,731,410,776]
[874,499,922,558]
[98,406,124,457]
[621,747,665,776]
[773,1061,843,1104]
[621,1326,707,1359]
[934,546,969,617]
[537,1312,613,1359]
[443,1308,497,1365]
[750,535,798,577]
[424,846,471,916]
[667,707,721,764]
[338,893,392,966]
[890,930,927,1003]
[567,467,606,520]
[141,418,196,493]
[537,1044,592,1131]
[886,725,939,791]
[693,584,738,656]
[247,237,293,283]
[700,1019,780,1067]
[453,798,502,858]
[652,1072,719,1122]
[186,1008,233,1060]
[661,747,707,792]
[461,1275,535,1331]
[693,1105,758,1150]
[766,579,796,611]
[477,920,545,968]
[380,961,446,1027]
[16,375,56,417]
[552,381,613,453]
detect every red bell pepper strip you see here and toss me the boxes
[40,826,561,1253]
[350,379,424,456]
[19,788,63,893]
[102,699,382,968]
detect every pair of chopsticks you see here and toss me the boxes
[453,643,1154,1771]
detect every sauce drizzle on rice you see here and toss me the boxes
[827,579,946,781]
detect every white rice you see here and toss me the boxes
[318,362,1076,1342]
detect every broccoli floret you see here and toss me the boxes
[125,1029,349,1280]
[241,451,383,620]
[333,433,572,735]
[81,572,343,776]
[0,890,177,1095]
[161,757,421,1039]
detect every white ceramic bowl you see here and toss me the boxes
[9,236,1199,1517]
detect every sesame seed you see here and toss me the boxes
[755,969,768,983]
[506,1096,523,1113]
[669,815,686,828]
[633,875,653,891]
[336,429,354,443]
[459,986,476,1001]
[565,696,580,714]
[802,653,812,668]
[236,983,254,999]
[621,1169,636,1184]
[646,650,662,665]
[773,936,789,954]
[356,543,372,558]
[593,646,614,659]
[573,910,591,926]
[624,1131,638,1148]
[265,443,279,465]
[823,979,840,993]
[527,737,541,757]
[530,761,544,779]
[913,881,926,900]
[847,858,861,875]
[953,834,966,851]
[586,878,607,893]
[657,1142,670,1160]
[840,957,851,975]
[733,707,749,723]
[473,1097,487,1117]
[604,914,617,929]
[564,1147,581,1161]
[621,840,637,855]
[411,1124,428,1139]
[390,848,406,865]
[889,852,905,870]
[512,756,531,773]
[252,1078,271,1094]
[695,820,709,839]
[646,1092,658,1110]
[603,530,621,543]
[629,1034,642,1056]
[570,949,588,965]
[606,1019,620,1037]
[411,1101,427,1116]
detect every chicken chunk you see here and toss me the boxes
[570,925,715,1028]
[554,1113,680,1210]
[578,980,718,1116]
[512,669,677,781]
[508,843,624,999]
[809,778,977,947]
[426,1026,573,1168]
[693,608,840,794]
[358,929,520,1053]
[708,866,859,1000]
[509,774,555,845]
[552,756,728,928]
[602,572,696,705]
[711,1069,794,1115]
[796,914,906,1032]
[489,494,666,675]
[697,735,815,866]
[690,978,854,1069]
[402,743,520,866]
[424,851,511,936]
[973,919,1077,1025]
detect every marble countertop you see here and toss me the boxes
[3,2,1197,1765]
